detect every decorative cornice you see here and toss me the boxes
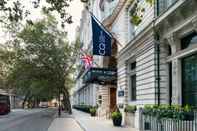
[192,16,197,31]
[118,22,154,59]
[102,0,128,28]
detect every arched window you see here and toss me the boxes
[181,32,197,49]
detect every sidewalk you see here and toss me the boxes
[48,109,137,131]
[73,109,137,131]
[48,112,83,131]
[48,118,83,131]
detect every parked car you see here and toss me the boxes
[0,94,10,115]
[39,102,48,108]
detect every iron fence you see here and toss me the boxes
[139,109,197,131]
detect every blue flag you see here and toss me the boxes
[91,15,112,56]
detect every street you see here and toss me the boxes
[0,108,56,131]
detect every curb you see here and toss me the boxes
[74,118,87,131]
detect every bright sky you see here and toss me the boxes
[0,0,84,43]
[66,0,84,42]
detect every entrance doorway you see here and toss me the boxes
[110,88,117,112]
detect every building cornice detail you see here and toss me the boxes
[118,22,154,59]
[102,0,128,28]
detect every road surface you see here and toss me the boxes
[0,108,56,131]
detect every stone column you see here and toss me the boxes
[9,95,13,109]
[167,33,182,105]
[171,59,182,105]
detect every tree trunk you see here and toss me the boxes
[62,88,72,114]
[22,94,28,109]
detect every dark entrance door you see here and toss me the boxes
[182,54,197,107]
[110,88,116,112]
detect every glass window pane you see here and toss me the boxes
[181,32,197,49]
[157,0,178,15]
[182,54,197,107]
[130,75,136,101]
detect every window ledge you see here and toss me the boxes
[155,0,187,26]
[167,44,197,62]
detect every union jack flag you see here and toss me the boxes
[81,54,93,69]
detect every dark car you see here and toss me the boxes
[0,103,10,115]
[0,95,10,115]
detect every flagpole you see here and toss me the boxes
[89,11,123,47]
[89,11,113,37]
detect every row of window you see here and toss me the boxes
[126,0,180,43]
[127,31,197,104]
[157,0,178,15]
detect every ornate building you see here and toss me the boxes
[74,0,197,130]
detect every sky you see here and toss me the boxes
[66,0,84,42]
[0,0,84,43]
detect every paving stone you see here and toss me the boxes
[48,118,83,131]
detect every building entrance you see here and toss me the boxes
[110,88,116,112]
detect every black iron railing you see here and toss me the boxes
[139,108,197,131]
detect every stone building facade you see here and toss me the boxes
[73,0,119,118]
[72,8,98,107]
[98,0,197,130]
[74,0,197,130]
[155,0,197,106]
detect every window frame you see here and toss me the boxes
[127,60,137,102]
[181,32,197,50]
[182,54,197,107]
[157,0,179,16]
[130,74,137,101]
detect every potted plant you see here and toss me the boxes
[181,105,194,121]
[124,105,136,127]
[90,107,97,117]
[112,111,122,126]
[124,105,137,113]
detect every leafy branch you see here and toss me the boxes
[129,0,154,26]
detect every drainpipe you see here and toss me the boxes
[155,34,160,106]
[153,0,160,106]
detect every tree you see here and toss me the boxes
[5,13,80,112]
[0,0,73,26]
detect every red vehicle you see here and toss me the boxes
[0,94,10,115]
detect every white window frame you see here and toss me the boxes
[127,59,137,104]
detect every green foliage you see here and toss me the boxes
[90,107,97,116]
[143,104,194,120]
[130,15,142,26]
[124,105,137,113]
[0,45,16,88]
[2,13,80,109]
[73,105,93,113]
[129,2,143,26]
[0,0,72,27]
[112,111,122,120]
[145,0,154,6]
[112,111,122,126]
[90,107,97,114]
[129,0,154,26]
